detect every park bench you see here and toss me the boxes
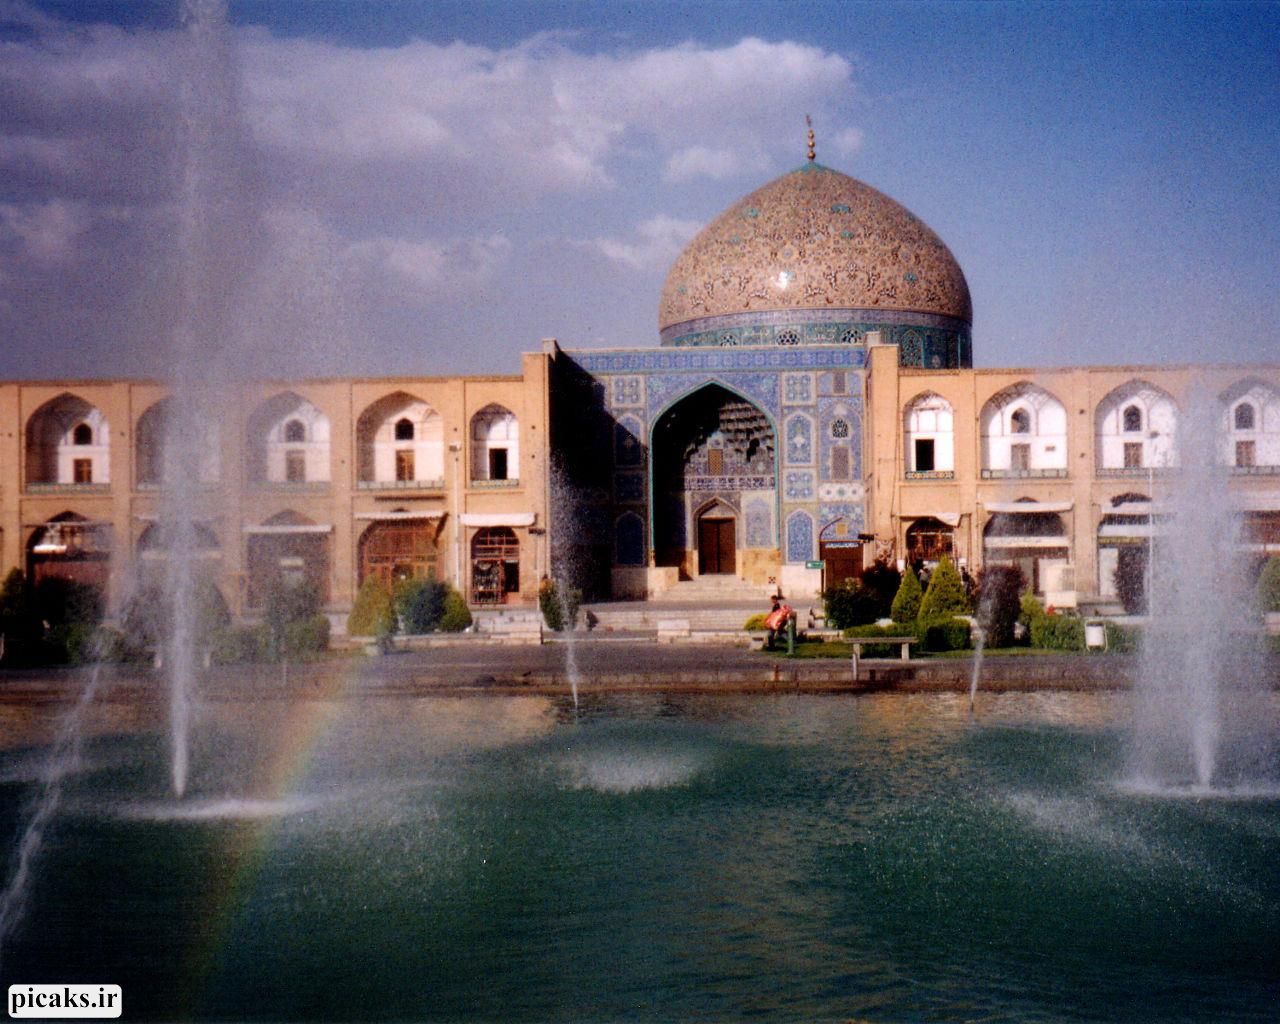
[848,636,917,661]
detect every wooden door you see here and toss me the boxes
[698,517,736,575]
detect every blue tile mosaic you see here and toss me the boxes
[784,471,814,501]
[745,499,772,548]
[785,413,813,465]
[615,512,645,565]
[615,472,644,503]
[786,511,814,563]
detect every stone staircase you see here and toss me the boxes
[651,576,772,603]
[583,604,760,633]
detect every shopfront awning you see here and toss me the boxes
[900,512,962,527]
[984,501,1073,514]
[242,523,333,535]
[460,513,536,528]
[354,510,446,521]
[1233,492,1280,512]
[983,536,1070,549]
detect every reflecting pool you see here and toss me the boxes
[1,691,1277,1021]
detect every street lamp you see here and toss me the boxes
[1146,429,1162,615]
[449,441,463,591]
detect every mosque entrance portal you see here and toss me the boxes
[652,383,776,581]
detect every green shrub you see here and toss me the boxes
[1020,593,1046,631]
[743,613,768,631]
[348,576,395,636]
[539,577,565,631]
[1256,556,1280,614]
[918,556,969,624]
[1104,621,1140,653]
[439,589,473,632]
[207,626,260,665]
[845,622,922,658]
[47,622,100,665]
[890,566,923,624]
[922,616,972,653]
[394,577,448,634]
[975,565,1025,647]
[1031,612,1085,651]
[121,577,230,658]
[283,614,330,659]
[823,580,880,629]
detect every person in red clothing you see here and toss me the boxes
[764,595,793,650]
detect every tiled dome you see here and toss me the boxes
[658,163,972,336]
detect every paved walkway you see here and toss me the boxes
[0,639,1151,703]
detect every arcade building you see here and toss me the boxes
[0,153,1277,625]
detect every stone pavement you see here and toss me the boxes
[0,639,1146,704]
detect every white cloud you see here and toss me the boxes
[346,234,513,291]
[0,201,91,264]
[587,215,702,271]
[0,9,863,375]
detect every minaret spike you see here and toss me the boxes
[806,114,816,162]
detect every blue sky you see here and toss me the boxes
[1,0,1277,379]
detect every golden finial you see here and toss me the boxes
[806,114,816,161]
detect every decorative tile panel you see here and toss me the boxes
[745,499,772,548]
[614,414,644,467]
[818,504,866,537]
[818,481,865,502]
[785,413,813,465]
[612,376,643,407]
[785,471,815,501]
[615,512,645,565]
[615,472,644,503]
[786,511,815,563]
[784,374,813,404]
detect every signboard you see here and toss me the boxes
[805,560,824,569]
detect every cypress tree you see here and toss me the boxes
[1256,556,1280,614]
[918,555,970,623]
[890,565,923,624]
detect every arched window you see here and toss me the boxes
[248,393,331,484]
[470,404,519,483]
[979,383,1067,476]
[1234,403,1256,431]
[355,393,443,485]
[25,394,111,486]
[904,393,954,475]
[1096,382,1177,472]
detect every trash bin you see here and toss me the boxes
[1084,622,1106,650]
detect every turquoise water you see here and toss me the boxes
[1,691,1277,1021]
